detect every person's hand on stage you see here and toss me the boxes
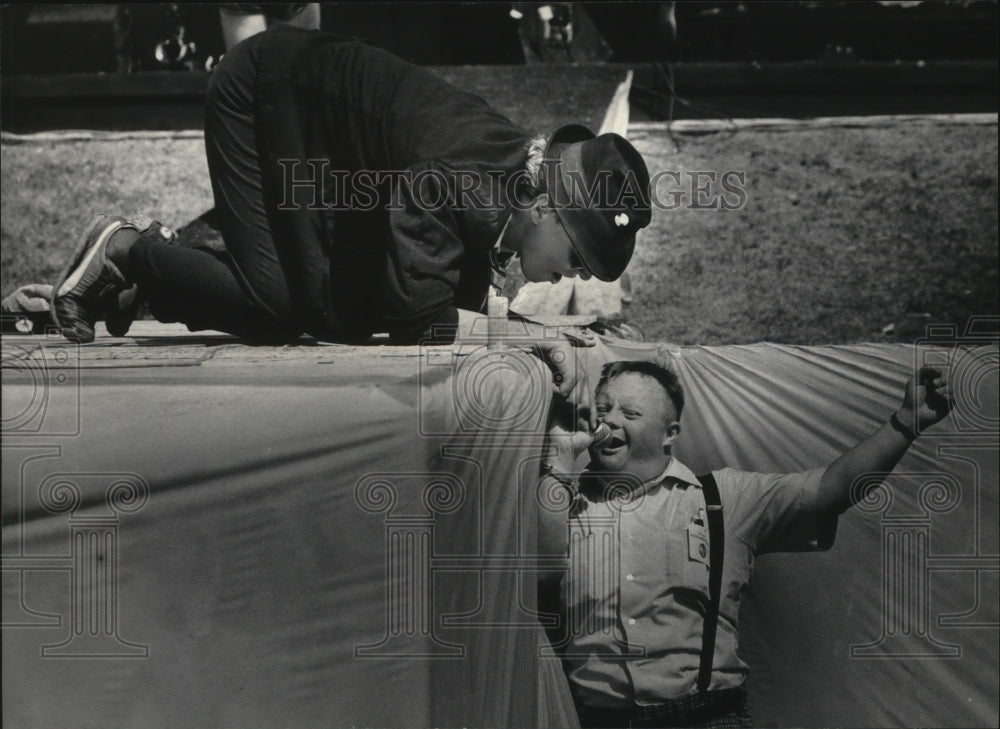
[535,336,596,432]
[544,385,602,473]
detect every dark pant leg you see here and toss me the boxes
[202,32,296,322]
[123,32,299,340]
[123,240,295,342]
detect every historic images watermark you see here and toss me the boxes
[352,471,470,658]
[416,318,560,438]
[850,317,999,660]
[537,471,653,661]
[354,323,577,659]
[2,467,150,658]
[275,159,748,213]
[1,324,81,437]
[3,332,149,658]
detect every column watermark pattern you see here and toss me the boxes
[2,470,150,659]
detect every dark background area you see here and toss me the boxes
[1,1,997,73]
[1,2,996,132]
[0,0,997,75]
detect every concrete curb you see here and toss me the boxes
[629,112,998,134]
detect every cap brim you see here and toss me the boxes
[581,237,633,282]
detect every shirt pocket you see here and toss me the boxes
[664,526,711,601]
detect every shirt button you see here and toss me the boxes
[625,574,634,581]
[627,618,636,626]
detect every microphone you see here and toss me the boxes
[590,422,612,447]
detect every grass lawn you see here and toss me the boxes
[622,121,999,344]
[1,136,213,297]
[2,120,996,345]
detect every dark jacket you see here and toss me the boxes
[254,24,529,343]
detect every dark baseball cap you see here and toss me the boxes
[544,124,652,282]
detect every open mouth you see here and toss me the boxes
[600,436,627,453]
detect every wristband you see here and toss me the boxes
[890,412,918,443]
[540,462,578,493]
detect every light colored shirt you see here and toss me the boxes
[560,458,837,708]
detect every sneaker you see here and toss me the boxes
[51,215,136,343]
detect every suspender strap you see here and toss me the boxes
[696,472,724,694]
